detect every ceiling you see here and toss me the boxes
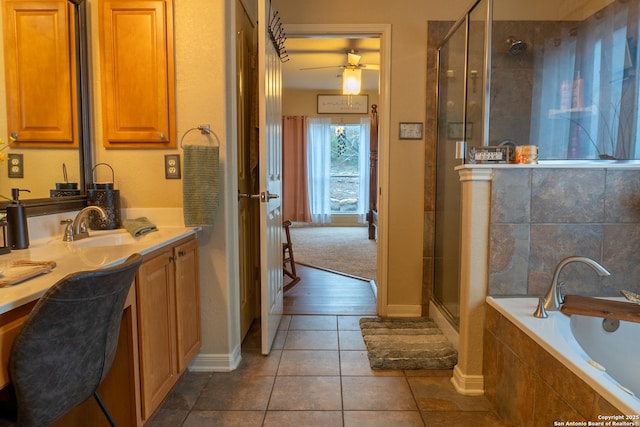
[281,37,380,92]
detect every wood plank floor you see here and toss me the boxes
[283,263,377,315]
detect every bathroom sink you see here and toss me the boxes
[45,230,138,248]
[71,232,137,248]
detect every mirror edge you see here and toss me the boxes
[1,0,91,216]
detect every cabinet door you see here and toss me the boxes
[136,249,177,420]
[99,0,175,147]
[0,317,27,388]
[0,301,35,388]
[3,0,78,147]
[174,238,200,372]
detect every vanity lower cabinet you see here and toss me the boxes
[1,234,200,426]
[173,238,201,372]
[0,301,37,389]
[136,236,200,420]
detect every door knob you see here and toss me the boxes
[238,191,279,202]
[238,191,261,200]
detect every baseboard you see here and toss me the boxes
[450,365,485,396]
[385,304,422,317]
[188,344,242,372]
[429,301,459,351]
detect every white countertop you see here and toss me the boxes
[0,226,199,315]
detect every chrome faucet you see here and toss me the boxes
[65,206,107,241]
[542,256,611,311]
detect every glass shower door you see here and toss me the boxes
[433,0,488,327]
[433,20,466,326]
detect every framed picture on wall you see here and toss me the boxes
[399,122,424,140]
[317,95,369,114]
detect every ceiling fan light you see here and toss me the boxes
[342,68,361,95]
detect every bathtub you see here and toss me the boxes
[487,297,640,416]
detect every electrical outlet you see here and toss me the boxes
[164,154,181,179]
[8,153,23,178]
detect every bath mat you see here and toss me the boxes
[359,317,457,370]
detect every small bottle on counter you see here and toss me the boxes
[6,188,30,249]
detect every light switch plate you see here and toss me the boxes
[164,154,181,179]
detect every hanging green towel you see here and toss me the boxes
[183,145,220,227]
[122,217,158,237]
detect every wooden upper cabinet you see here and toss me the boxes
[2,0,78,147]
[99,0,175,148]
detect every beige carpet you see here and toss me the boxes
[360,317,457,370]
[289,226,377,280]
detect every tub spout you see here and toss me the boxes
[543,256,611,311]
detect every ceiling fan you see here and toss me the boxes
[300,49,380,71]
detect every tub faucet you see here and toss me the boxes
[543,256,611,311]
[71,206,107,241]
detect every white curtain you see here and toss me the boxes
[357,118,371,223]
[306,117,371,224]
[307,117,332,224]
[530,1,640,160]
[530,29,577,159]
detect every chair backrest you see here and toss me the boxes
[9,253,143,427]
[283,220,293,247]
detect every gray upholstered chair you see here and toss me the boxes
[0,253,143,427]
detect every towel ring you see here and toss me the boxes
[180,124,221,148]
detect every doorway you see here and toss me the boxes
[280,24,390,315]
[236,22,391,341]
[282,116,376,283]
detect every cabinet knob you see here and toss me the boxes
[9,132,18,141]
[159,132,165,140]
[169,255,177,262]
[178,250,186,257]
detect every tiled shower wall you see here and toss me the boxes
[489,167,640,298]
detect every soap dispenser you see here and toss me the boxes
[6,188,30,249]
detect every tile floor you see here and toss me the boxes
[148,314,510,426]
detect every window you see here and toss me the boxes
[330,125,363,213]
[307,118,370,223]
[530,3,640,160]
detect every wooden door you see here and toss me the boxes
[3,0,78,146]
[236,5,258,341]
[258,0,283,355]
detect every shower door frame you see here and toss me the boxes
[432,0,492,329]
